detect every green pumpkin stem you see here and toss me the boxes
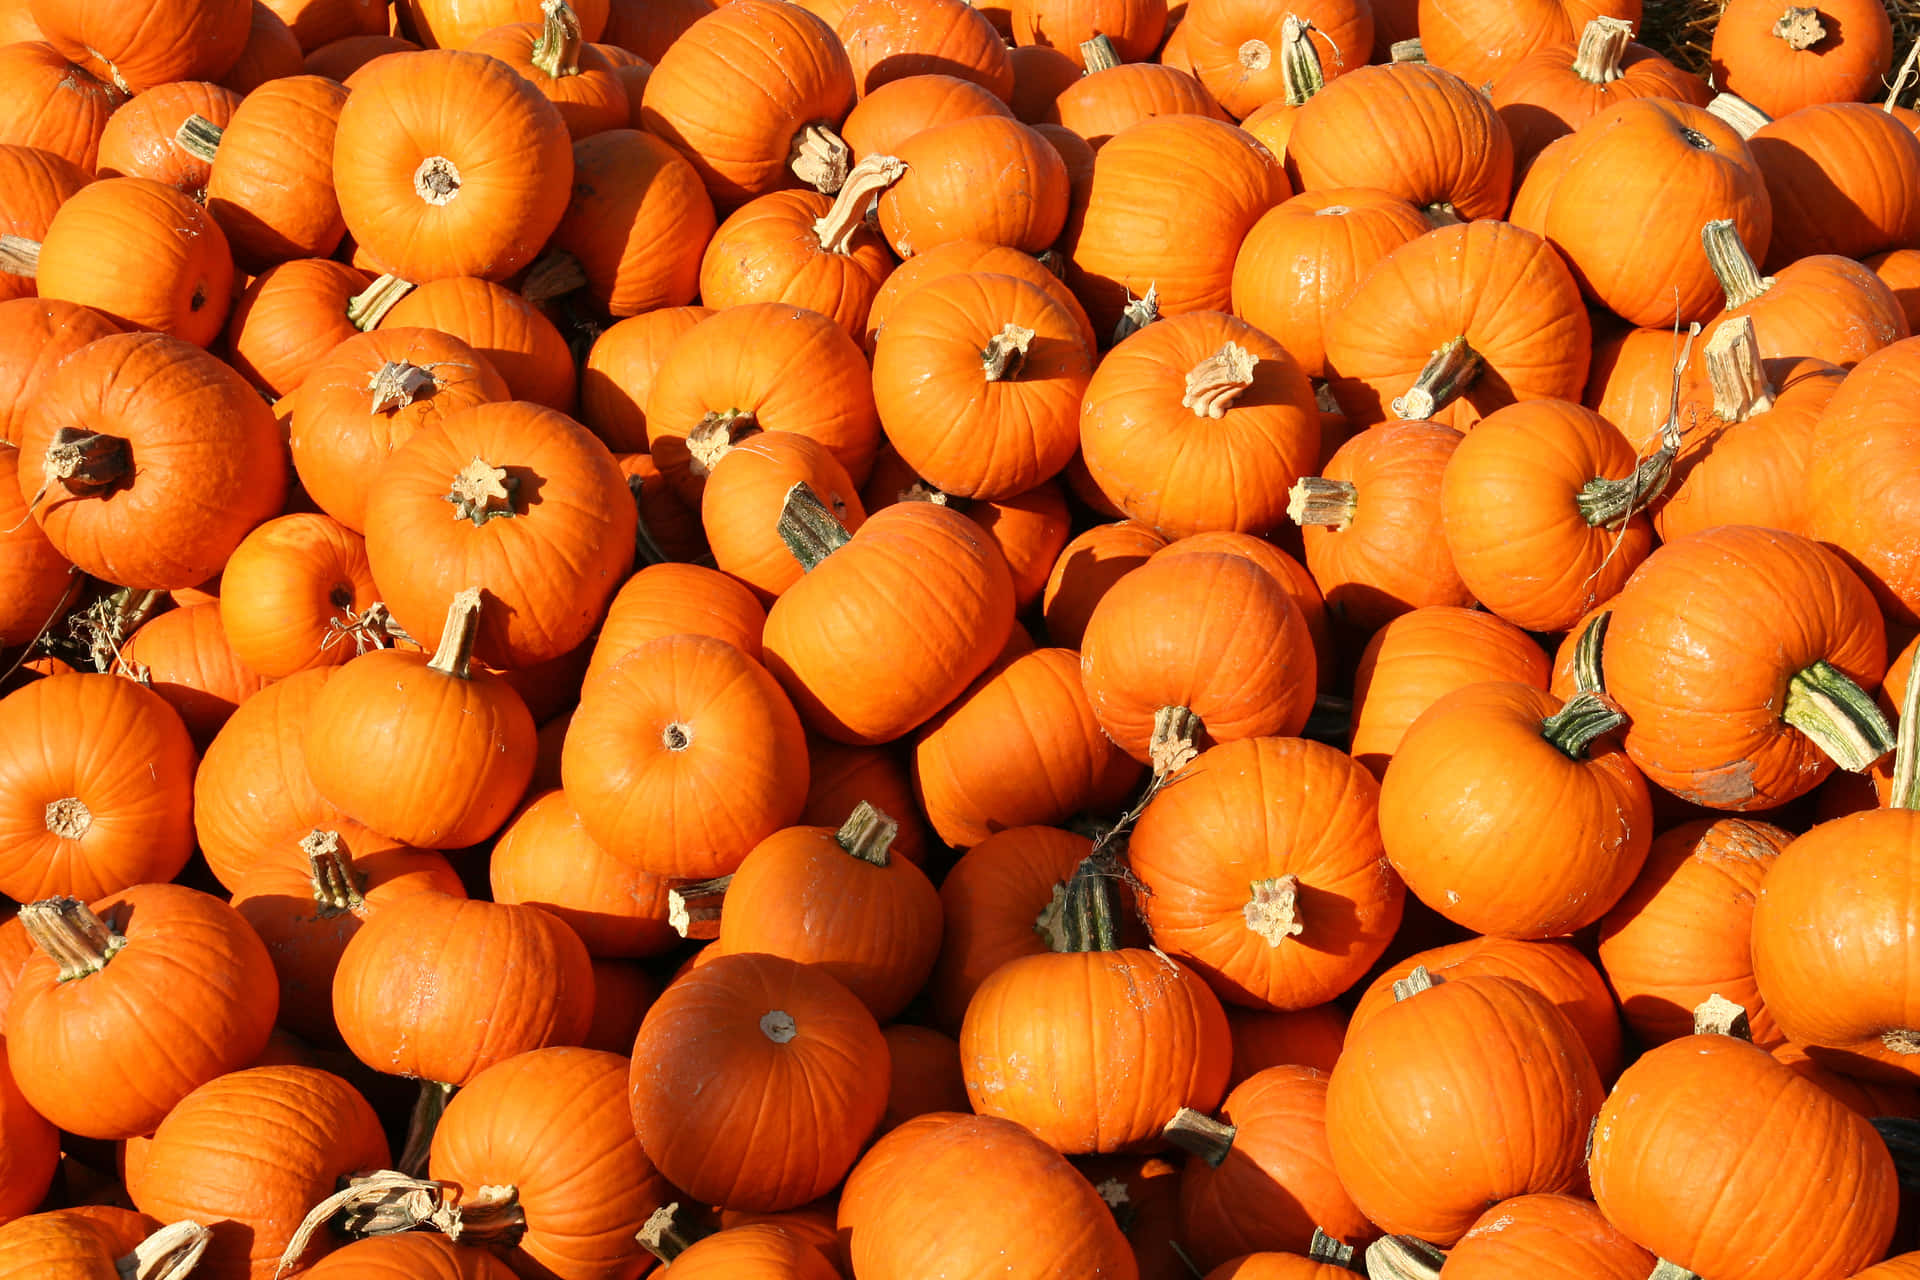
[637,1201,718,1265]
[1692,993,1753,1040]
[1287,476,1358,531]
[122,1220,213,1280]
[667,874,733,939]
[1700,219,1772,311]
[347,274,415,331]
[1161,1107,1237,1168]
[397,1082,457,1179]
[1183,342,1259,418]
[305,829,367,918]
[530,0,584,77]
[1279,14,1326,104]
[1391,335,1482,421]
[835,800,898,866]
[1571,15,1633,82]
[777,481,853,571]
[1540,691,1629,759]
[0,233,40,278]
[1647,1263,1701,1280]
[1392,965,1441,1002]
[789,123,852,195]
[1783,659,1896,772]
[19,897,125,982]
[1042,856,1121,953]
[981,323,1035,382]
[1704,315,1775,422]
[1891,648,1919,812]
[425,588,484,679]
[1079,33,1122,72]
[1575,439,1677,527]
[1309,1228,1358,1268]
[1244,874,1305,946]
[173,113,224,162]
[1364,1235,1446,1280]
[1571,611,1611,695]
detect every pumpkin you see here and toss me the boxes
[130,1065,390,1280]
[0,673,196,902]
[0,440,78,651]
[1009,42,1083,121]
[305,590,537,847]
[30,0,252,91]
[401,0,608,47]
[631,951,887,1211]
[1321,221,1591,431]
[1286,62,1511,222]
[31,176,234,345]
[490,790,677,959]
[1011,0,1167,66]
[362,400,635,670]
[304,32,420,78]
[1601,525,1890,809]
[881,1024,972,1132]
[711,802,943,1020]
[1599,816,1790,1049]
[1129,735,1404,1010]
[1324,972,1602,1245]
[1199,1257,1350,1280]
[1588,1002,1899,1279]
[579,305,712,452]
[913,646,1140,848]
[216,513,378,679]
[265,0,387,49]
[1708,0,1893,119]
[864,236,1095,354]
[332,49,572,282]
[0,1209,203,1280]
[547,128,715,318]
[7,885,277,1140]
[1442,1193,1654,1279]
[961,479,1076,613]
[697,187,889,341]
[602,0,713,60]
[1871,247,1920,332]
[468,1,629,140]
[0,46,127,171]
[290,326,511,533]
[0,1043,58,1227]
[639,0,856,209]
[1068,115,1290,340]
[652,1224,841,1280]
[1150,535,1336,696]
[927,825,1090,1030]
[96,81,241,193]
[1585,321,1688,453]
[801,737,932,866]
[1230,188,1427,381]
[301,1234,518,1280]
[1418,0,1642,91]
[565,633,810,877]
[117,602,269,750]
[217,1,308,92]
[1224,1003,1348,1086]
[1748,101,1920,269]
[225,258,374,397]
[840,1111,1138,1277]
[868,115,1069,259]
[763,488,1016,744]
[1510,98,1771,328]
[646,302,881,504]
[1490,18,1709,173]
[1290,420,1470,632]
[1051,50,1226,150]
[203,74,350,269]
[842,72,1014,160]
[378,275,579,412]
[1184,0,1370,115]
[0,145,89,306]
[702,431,868,604]
[838,0,1014,99]
[1041,519,1169,649]
[1080,551,1315,762]
[1805,335,1920,626]
[873,271,1090,499]
[581,561,766,693]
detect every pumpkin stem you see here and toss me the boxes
[1182,341,1259,418]
[789,123,852,195]
[1389,37,1426,61]
[305,829,367,918]
[412,155,463,207]
[1162,1107,1238,1167]
[1885,38,1920,110]
[667,874,732,938]
[1883,1028,1920,1055]
[347,274,415,330]
[0,233,39,279]
[1771,4,1826,49]
[1540,691,1629,759]
[981,322,1036,381]
[1391,336,1481,420]
[1704,92,1770,138]
[173,113,224,162]
[1647,1262,1703,1280]
[1571,15,1634,82]
[530,0,584,77]
[43,795,92,840]
[121,1220,213,1280]
[813,153,903,252]
[686,409,758,478]
[1889,643,1919,811]
[445,457,517,525]
[1279,15,1327,104]
[19,897,124,982]
[1310,1229,1358,1268]
[1364,1235,1446,1280]
[1150,704,1203,778]
[1243,874,1305,946]
[1702,315,1775,421]
[1080,33,1122,71]
[1783,659,1896,772]
[636,1201,717,1264]
[446,1185,526,1247]
[898,479,952,505]
[1287,476,1358,530]
[1391,965,1441,1001]
[366,360,438,414]
[42,427,133,496]
[1421,202,1464,228]
[1571,610,1611,695]
[1574,443,1676,528]
[519,248,588,304]
[1113,283,1160,347]
[272,1170,460,1276]
[1692,993,1752,1040]
[396,1082,457,1180]
[835,800,899,866]
[425,588,485,678]
[1057,856,1123,953]
[1700,219,1773,311]
[777,482,854,571]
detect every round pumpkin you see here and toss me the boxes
[31,0,252,92]
[33,176,234,345]
[1441,1192,1655,1279]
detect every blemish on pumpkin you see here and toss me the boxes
[45,796,92,839]
[1883,1028,1920,1055]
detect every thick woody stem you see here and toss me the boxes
[776,482,853,571]
[1150,704,1203,777]
[1080,33,1122,71]
[1772,5,1826,49]
[1892,640,1919,812]
[1162,1107,1237,1167]
[0,233,38,278]
[1705,93,1771,137]
[981,323,1035,381]
[1182,342,1259,417]
[813,154,905,252]
[1391,336,1481,420]
[1244,874,1305,946]
[1113,283,1159,346]
[121,1221,213,1280]
[1288,476,1358,530]
[445,459,517,525]
[1648,1262,1703,1280]
[1571,610,1610,696]
[1692,993,1752,1040]
[425,588,484,678]
[1389,37,1426,62]
[1310,1229,1358,1268]
[173,113,224,161]
[1783,659,1896,772]
[347,274,414,330]
[531,0,584,77]
[835,801,899,866]
[636,1202,717,1264]
[1392,965,1440,1002]
[42,427,132,495]
[1046,855,1121,953]
[1540,692,1629,759]
[305,829,367,917]
[790,124,852,194]
[1365,1235,1446,1280]
[367,360,438,414]
[667,875,733,938]
[20,898,125,982]
[1576,443,1677,527]
[1703,315,1774,421]
[686,409,758,477]
[1572,16,1634,83]
[519,249,588,304]
[1700,218,1772,310]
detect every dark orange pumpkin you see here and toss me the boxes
[927,825,1091,1031]
[578,304,712,452]
[31,0,251,92]
[117,602,269,750]
[224,258,373,397]
[0,144,90,306]
[581,561,766,693]
[490,789,678,960]
[378,276,579,411]
[204,74,350,269]
[549,127,715,318]
[0,45,127,171]
[468,1,631,140]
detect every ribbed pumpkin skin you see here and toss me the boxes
[1855,1255,1920,1279]
[1491,38,1709,173]
[1806,335,1920,626]
[399,0,610,48]
[378,277,578,412]
[1199,1257,1350,1280]
[697,187,887,339]
[204,74,349,269]
[838,0,1014,99]
[1598,817,1789,1049]
[764,500,1016,745]
[843,73,1012,159]
[1707,0,1892,120]
[35,177,234,346]
[703,431,868,605]
[630,952,887,1212]
[839,1111,1140,1279]
[1325,975,1602,1246]
[1750,103,1920,269]
[131,1066,391,1280]
[865,238,1095,354]
[0,297,120,446]
[552,129,716,318]
[665,1224,841,1280]
[118,602,269,750]
[332,50,573,282]
[1588,1032,1898,1279]
[332,894,595,1087]
[579,306,713,452]
[1600,526,1888,810]
[430,1047,668,1280]
[582,563,766,694]
[0,674,196,903]
[0,145,89,305]
[1418,0,1639,89]
[0,1206,161,1280]
[878,115,1069,259]
[490,790,679,960]
[0,442,75,652]
[302,1234,520,1280]
[31,0,249,91]
[639,0,856,210]
[1129,738,1403,1011]
[217,512,379,679]
[1225,1003,1348,1085]
[0,1042,58,1227]
[225,258,371,397]
[0,47,127,175]
[1440,1193,1653,1279]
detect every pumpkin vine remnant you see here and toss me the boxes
[18,897,126,982]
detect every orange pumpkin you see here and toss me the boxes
[875,115,1070,258]
[1418,0,1642,91]
[204,74,350,269]
[1010,0,1167,65]
[117,602,269,750]
[377,275,579,413]
[97,82,240,195]
[224,258,373,397]
[581,562,766,693]
[31,0,252,92]
[0,145,89,306]
[1442,1193,1654,1279]
[0,441,74,651]
[842,72,1013,160]
[217,512,380,679]
[468,1,630,140]
[0,45,127,171]
[863,236,1094,353]
[701,430,868,604]
[1806,335,1920,626]
[1708,0,1892,119]
[0,1059,63,1223]
[837,0,1013,99]
[549,127,715,318]
[400,0,610,47]
[490,789,678,960]
[926,825,1090,1030]
[1052,56,1225,150]
[578,304,712,452]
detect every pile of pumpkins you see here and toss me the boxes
[2,0,1920,1276]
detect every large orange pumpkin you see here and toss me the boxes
[30,0,252,91]
[203,74,350,269]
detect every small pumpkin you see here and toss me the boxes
[203,74,351,269]
[224,258,374,397]
[117,602,269,750]
[30,0,252,92]
[1442,1193,1655,1280]
[578,305,712,452]
[379,276,579,412]
[1708,0,1893,119]
[109,85,235,191]
[490,789,678,959]
[697,186,889,341]
[580,561,766,694]
[546,127,715,318]
[0,45,126,172]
